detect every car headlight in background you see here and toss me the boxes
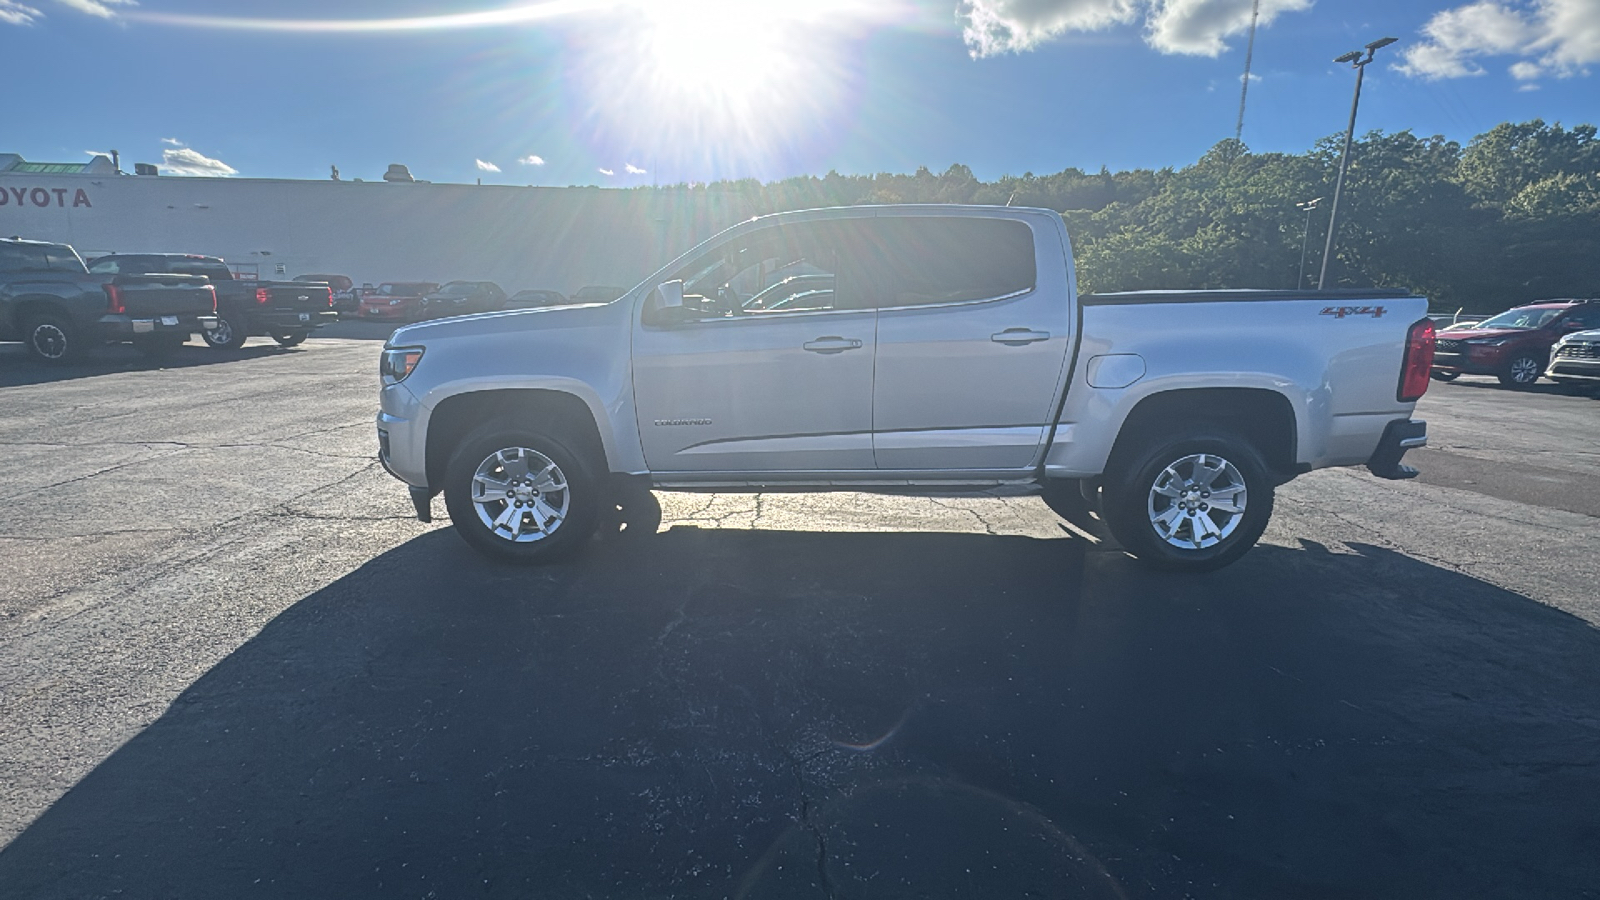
[381,346,424,382]
[1467,338,1510,346]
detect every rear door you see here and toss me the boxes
[861,213,1074,470]
[631,218,877,473]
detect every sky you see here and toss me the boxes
[4,0,1597,186]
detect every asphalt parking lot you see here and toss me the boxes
[1,331,1597,899]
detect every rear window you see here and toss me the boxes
[1,242,84,274]
[849,217,1036,308]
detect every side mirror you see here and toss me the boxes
[644,279,689,327]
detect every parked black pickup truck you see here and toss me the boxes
[1,238,218,362]
[87,254,337,350]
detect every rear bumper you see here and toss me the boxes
[1366,419,1427,480]
[251,309,337,333]
[97,313,218,338]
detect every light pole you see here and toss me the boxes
[1318,36,1397,290]
[1296,197,1322,288]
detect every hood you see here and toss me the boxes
[390,301,615,345]
[1560,328,1600,343]
[1440,327,1538,341]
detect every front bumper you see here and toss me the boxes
[1366,419,1427,480]
[1547,353,1600,383]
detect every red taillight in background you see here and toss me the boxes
[205,285,218,312]
[255,287,271,305]
[1398,318,1436,402]
[325,287,334,308]
[103,284,126,314]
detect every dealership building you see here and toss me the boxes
[1,153,745,294]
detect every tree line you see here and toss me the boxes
[644,120,1600,313]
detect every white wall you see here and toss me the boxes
[0,173,749,294]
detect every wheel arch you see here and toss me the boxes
[425,388,609,491]
[1105,387,1299,480]
[7,295,73,333]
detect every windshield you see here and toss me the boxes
[1473,307,1566,330]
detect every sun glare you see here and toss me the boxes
[637,0,812,107]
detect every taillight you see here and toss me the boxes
[255,287,271,305]
[205,285,218,312]
[325,287,334,308]
[104,284,126,314]
[1398,317,1436,402]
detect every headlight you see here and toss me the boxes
[380,346,424,382]
[1468,338,1509,346]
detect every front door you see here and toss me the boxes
[632,219,877,473]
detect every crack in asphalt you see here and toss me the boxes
[779,745,838,900]
[928,497,1001,536]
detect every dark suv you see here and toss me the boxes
[418,281,506,319]
[1431,300,1600,388]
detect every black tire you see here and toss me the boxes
[1430,370,1460,382]
[22,312,84,363]
[597,486,662,540]
[272,331,309,348]
[201,312,248,351]
[1497,353,1544,388]
[134,334,186,358]
[1101,431,1274,572]
[442,422,601,564]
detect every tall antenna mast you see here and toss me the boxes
[1235,0,1261,143]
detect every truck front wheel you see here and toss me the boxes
[1102,431,1273,572]
[442,422,601,564]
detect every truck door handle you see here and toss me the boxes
[803,337,864,354]
[992,328,1050,345]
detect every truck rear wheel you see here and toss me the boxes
[23,313,83,363]
[202,312,248,351]
[442,422,601,564]
[272,331,309,348]
[1101,430,1273,572]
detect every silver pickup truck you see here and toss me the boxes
[377,205,1436,571]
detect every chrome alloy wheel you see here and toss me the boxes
[470,447,570,543]
[1508,356,1541,383]
[1146,452,1248,550]
[30,323,68,360]
[206,318,234,344]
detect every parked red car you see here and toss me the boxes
[1432,299,1600,388]
[357,282,441,322]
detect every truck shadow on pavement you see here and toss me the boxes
[0,342,297,387]
[1,528,1596,899]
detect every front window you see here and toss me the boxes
[671,221,845,316]
[1473,307,1566,330]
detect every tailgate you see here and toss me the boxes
[262,282,333,312]
[110,274,215,317]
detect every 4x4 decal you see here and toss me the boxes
[1320,305,1387,319]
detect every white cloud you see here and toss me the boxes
[1396,0,1600,82]
[1147,0,1311,56]
[159,147,238,177]
[957,0,1310,58]
[0,0,42,25]
[598,167,615,176]
[624,163,647,175]
[161,137,183,146]
[475,159,501,173]
[518,154,545,166]
[53,0,136,19]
